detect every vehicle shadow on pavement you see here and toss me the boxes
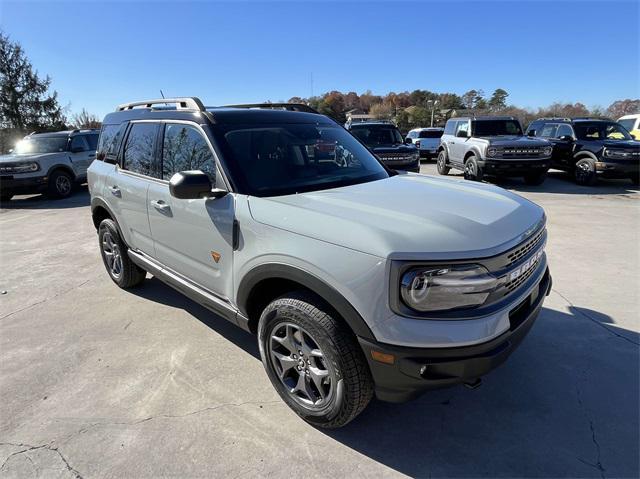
[323,306,640,478]
[494,171,639,195]
[127,276,260,359]
[0,187,90,211]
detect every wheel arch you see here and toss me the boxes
[573,151,598,163]
[46,164,76,181]
[237,263,375,340]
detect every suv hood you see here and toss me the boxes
[0,152,62,163]
[248,174,544,259]
[482,136,550,147]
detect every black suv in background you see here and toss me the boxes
[526,118,640,186]
[347,121,420,172]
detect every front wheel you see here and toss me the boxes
[258,292,373,429]
[523,170,548,186]
[436,151,450,175]
[574,159,597,186]
[47,169,74,199]
[463,155,483,182]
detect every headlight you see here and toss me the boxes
[0,162,40,174]
[542,146,553,156]
[487,147,498,157]
[604,149,631,159]
[400,264,499,313]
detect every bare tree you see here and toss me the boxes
[71,108,101,129]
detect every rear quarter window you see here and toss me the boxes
[97,123,127,161]
[444,120,457,135]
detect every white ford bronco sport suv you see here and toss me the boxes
[88,98,552,428]
[0,129,99,201]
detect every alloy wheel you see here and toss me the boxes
[56,175,72,196]
[101,232,123,279]
[268,322,335,408]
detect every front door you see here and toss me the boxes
[147,122,234,299]
[69,135,95,179]
[550,123,576,169]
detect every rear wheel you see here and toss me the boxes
[436,150,450,175]
[463,155,483,182]
[47,169,74,199]
[523,170,548,186]
[574,159,597,186]
[258,291,373,429]
[98,219,146,288]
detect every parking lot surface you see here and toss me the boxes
[1,165,638,478]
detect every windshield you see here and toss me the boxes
[473,120,523,137]
[215,123,389,197]
[419,130,443,139]
[574,122,633,141]
[618,119,636,132]
[351,125,404,146]
[14,136,68,155]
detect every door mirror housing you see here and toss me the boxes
[527,130,536,137]
[169,170,226,199]
[404,137,413,144]
[559,135,574,142]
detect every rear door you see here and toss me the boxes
[106,121,160,256]
[147,121,234,299]
[450,120,470,164]
[69,135,94,179]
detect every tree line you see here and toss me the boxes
[1,30,639,154]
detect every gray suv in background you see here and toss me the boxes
[436,116,553,185]
[89,98,551,428]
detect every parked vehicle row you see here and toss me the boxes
[86,97,552,428]
[0,129,99,201]
[405,127,444,159]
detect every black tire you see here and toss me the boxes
[463,155,483,182]
[258,291,374,429]
[47,169,74,199]
[98,219,146,288]
[574,158,597,186]
[523,170,548,186]
[436,150,450,175]
[630,175,640,186]
[0,193,12,203]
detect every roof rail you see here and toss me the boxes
[224,103,319,114]
[572,116,612,121]
[116,97,205,112]
[537,117,571,121]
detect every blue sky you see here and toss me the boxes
[1,1,638,118]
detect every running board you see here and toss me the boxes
[128,250,252,333]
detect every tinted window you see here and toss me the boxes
[70,136,89,152]
[351,125,403,146]
[473,120,522,136]
[85,134,99,150]
[539,123,559,138]
[162,124,216,182]
[455,121,469,136]
[97,123,127,161]
[419,130,443,139]
[123,123,159,177]
[444,120,457,135]
[574,122,633,141]
[556,124,574,138]
[217,123,388,197]
[618,119,635,132]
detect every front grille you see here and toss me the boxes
[506,228,545,267]
[500,148,544,158]
[504,255,542,293]
[377,154,414,162]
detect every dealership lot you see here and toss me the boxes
[0,166,638,478]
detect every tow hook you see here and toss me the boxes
[464,378,482,390]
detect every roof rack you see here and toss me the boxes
[537,117,571,121]
[224,103,319,114]
[116,97,205,112]
[71,128,100,133]
[572,116,612,121]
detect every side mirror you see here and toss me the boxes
[71,146,84,153]
[527,130,536,137]
[456,130,468,138]
[404,137,413,144]
[559,135,574,142]
[169,170,226,199]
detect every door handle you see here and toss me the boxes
[109,185,121,196]
[150,199,171,212]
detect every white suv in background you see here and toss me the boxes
[405,127,444,159]
[0,129,99,201]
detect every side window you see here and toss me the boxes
[444,120,457,135]
[556,124,574,138]
[539,123,558,138]
[527,121,542,136]
[123,123,159,177]
[97,123,127,161]
[455,121,469,136]
[70,136,89,152]
[85,134,99,150]
[162,123,216,182]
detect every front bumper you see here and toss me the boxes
[383,159,420,173]
[479,158,550,176]
[359,268,551,403]
[0,174,48,195]
[595,160,639,179]
[419,149,437,159]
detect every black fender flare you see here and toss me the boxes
[573,151,598,164]
[237,263,375,340]
[90,197,127,242]
[46,164,76,181]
